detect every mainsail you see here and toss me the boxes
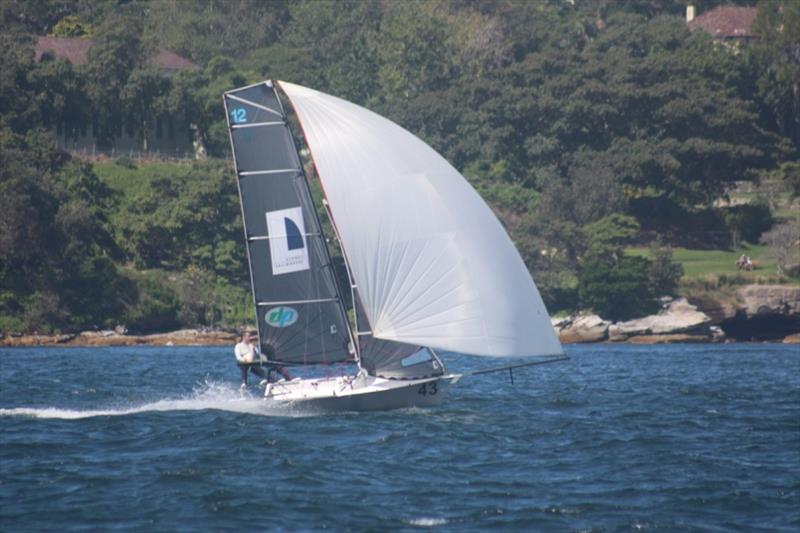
[223,82,352,365]
[279,80,562,361]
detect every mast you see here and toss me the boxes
[273,85,361,368]
[321,198,362,366]
[223,81,354,366]
[223,82,260,345]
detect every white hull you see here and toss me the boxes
[263,373,461,412]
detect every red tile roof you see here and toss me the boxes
[688,6,759,39]
[35,36,92,65]
[151,48,199,71]
[35,36,198,70]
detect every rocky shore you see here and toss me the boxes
[0,329,238,348]
[553,298,725,344]
[553,285,800,344]
[2,285,798,348]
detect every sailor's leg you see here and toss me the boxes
[238,364,249,386]
[250,365,269,380]
[277,366,292,381]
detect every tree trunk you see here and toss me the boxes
[191,123,207,160]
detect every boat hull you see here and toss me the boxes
[264,374,460,412]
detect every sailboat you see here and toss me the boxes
[222,80,563,411]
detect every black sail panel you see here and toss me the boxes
[224,81,352,365]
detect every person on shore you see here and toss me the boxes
[234,331,291,387]
[736,254,754,271]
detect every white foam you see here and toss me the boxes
[405,518,449,527]
[0,380,306,419]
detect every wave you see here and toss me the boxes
[404,517,449,527]
[0,380,305,419]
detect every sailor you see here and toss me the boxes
[234,330,269,387]
[234,331,291,387]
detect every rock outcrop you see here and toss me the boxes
[0,329,238,347]
[553,314,610,343]
[608,298,715,343]
[717,285,800,341]
[554,298,720,344]
[734,285,800,318]
[783,333,800,344]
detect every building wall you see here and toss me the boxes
[56,113,194,159]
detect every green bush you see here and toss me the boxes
[578,256,658,322]
[124,275,182,333]
[720,202,773,246]
[539,285,579,315]
[648,242,684,296]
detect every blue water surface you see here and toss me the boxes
[1,344,798,531]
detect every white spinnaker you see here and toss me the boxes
[280,81,562,357]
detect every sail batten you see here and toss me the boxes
[279,80,563,361]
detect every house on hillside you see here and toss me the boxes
[35,36,199,159]
[686,5,759,50]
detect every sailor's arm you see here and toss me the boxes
[252,343,267,363]
[234,343,252,363]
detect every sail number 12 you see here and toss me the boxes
[230,108,247,124]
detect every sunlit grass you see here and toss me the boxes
[627,244,782,279]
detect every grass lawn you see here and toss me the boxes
[93,160,194,196]
[627,244,784,280]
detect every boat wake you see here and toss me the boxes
[0,380,305,419]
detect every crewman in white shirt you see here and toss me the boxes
[234,330,291,387]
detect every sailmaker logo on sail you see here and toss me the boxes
[266,207,310,275]
[265,306,299,328]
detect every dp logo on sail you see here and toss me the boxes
[265,306,299,328]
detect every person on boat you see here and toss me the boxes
[234,331,291,387]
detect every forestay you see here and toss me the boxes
[280,81,562,358]
[223,82,352,365]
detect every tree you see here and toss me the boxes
[144,0,290,67]
[0,130,130,331]
[282,0,381,103]
[760,221,800,275]
[0,0,78,34]
[581,213,641,263]
[50,14,92,37]
[648,241,684,296]
[577,214,657,321]
[114,160,244,278]
[749,0,800,146]
[121,68,170,152]
[0,33,39,134]
[83,13,148,145]
[167,57,258,158]
[374,2,451,101]
[28,52,89,136]
[578,256,657,322]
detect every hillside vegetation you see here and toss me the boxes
[0,0,798,333]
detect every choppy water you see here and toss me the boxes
[1,344,798,531]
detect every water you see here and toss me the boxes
[1,344,798,531]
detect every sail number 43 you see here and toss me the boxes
[417,381,438,396]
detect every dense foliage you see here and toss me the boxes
[0,129,130,332]
[0,0,797,332]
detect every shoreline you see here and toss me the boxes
[1,328,797,348]
[0,329,238,348]
[3,291,799,348]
